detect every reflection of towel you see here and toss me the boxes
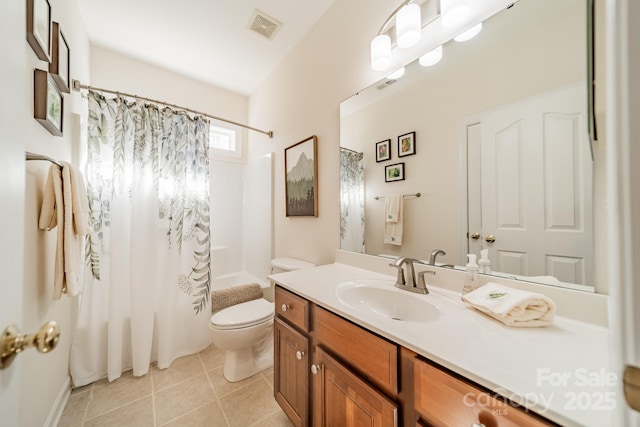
[38,163,89,299]
[384,194,403,245]
[211,284,263,313]
[462,282,556,327]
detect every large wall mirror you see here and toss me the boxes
[340,0,600,291]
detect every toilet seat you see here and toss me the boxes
[210,299,274,330]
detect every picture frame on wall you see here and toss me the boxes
[26,0,52,62]
[285,135,318,217]
[34,69,63,136]
[49,22,70,93]
[385,163,405,182]
[375,139,391,162]
[398,131,416,157]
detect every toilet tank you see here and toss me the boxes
[266,257,315,301]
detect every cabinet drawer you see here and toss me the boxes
[414,358,554,427]
[313,305,398,396]
[275,286,310,332]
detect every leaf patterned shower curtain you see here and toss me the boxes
[70,91,212,385]
[340,148,365,253]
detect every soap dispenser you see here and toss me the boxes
[479,249,491,275]
[461,254,480,299]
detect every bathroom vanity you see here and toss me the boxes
[270,258,613,427]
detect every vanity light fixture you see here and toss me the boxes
[370,0,423,71]
[454,22,483,42]
[387,67,406,80]
[419,45,443,67]
[441,0,472,29]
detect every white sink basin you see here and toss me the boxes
[336,280,441,323]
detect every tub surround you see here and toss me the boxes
[269,256,613,427]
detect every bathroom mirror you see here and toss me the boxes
[340,0,598,290]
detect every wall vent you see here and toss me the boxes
[248,10,282,40]
[377,79,397,90]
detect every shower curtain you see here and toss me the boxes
[340,148,365,253]
[70,91,212,385]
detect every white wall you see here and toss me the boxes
[0,0,91,425]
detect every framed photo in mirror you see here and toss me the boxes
[34,69,63,136]
[285,135,318,216]
[398,131,416,157]
[49,22,70,93]
[385,163,405,183]
[26,0,52,62]
[376,139,391,162]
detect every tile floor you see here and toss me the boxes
[58,345,293,427]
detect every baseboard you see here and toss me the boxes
[45,375,71,427]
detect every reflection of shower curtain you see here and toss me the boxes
[70,91,212,386]
[340,148,365,253]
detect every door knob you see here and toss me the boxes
[470,232,480,240]
[296,351,304,360]
[624,365,640,411]
[1,321,60,369]
[484,235,496,243]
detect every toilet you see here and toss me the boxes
[209,257,315,382]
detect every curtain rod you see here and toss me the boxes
[71,79,273,139]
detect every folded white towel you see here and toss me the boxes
[462,282,556,327]
[39,165,66,299]
[383,194,403,246]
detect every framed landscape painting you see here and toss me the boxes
[285,135,318,217]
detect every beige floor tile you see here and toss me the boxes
[207,366,263,398]
[85,372,152,420]
[160,401,228,427]
[58,390,91,427]
[251,409,294,427]
[84,396,154,427]
[154,374,216,425]
[261,367,274,386]
[152,353,205,392]
[199,344,226,370]
[218,379,280,427]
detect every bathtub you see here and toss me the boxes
[211,272,274,302]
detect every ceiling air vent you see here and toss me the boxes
[248,10,282,40]
[377,79,398,90]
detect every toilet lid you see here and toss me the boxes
[210,299,274,330]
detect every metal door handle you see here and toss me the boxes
[484,235,496,243]
[1,321,60,369]
[624,365,640,411]
[470,232,480,240]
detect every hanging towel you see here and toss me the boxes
[462,282,556,327]
[211,284,264,313]
[38,163,89,299]
[383,194,403,245]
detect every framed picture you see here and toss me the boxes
[34,69,63,136]
[49,22,70,93]
[385,163,405,182]
[375,139,391,162]
[398,131,416,157]
[26,0,52,62]
[285,135,318,216]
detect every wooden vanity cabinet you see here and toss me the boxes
[413,357,556,427]
[274,287,311,427]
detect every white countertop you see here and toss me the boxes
[269,263,615,427]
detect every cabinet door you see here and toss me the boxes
[274,317,309,427]
[313,346,398,427]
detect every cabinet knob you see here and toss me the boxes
[471,424,486,427]
[311,364,321,375]
[296,350,304,360]
[281,304,290,312]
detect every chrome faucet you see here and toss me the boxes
[389,257,434,294]
[429,249,446,265]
